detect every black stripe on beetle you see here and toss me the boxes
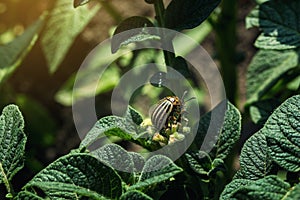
[150,96,183,133]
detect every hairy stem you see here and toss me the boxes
[154,0,175,67]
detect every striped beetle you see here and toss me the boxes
[150,91,193,136]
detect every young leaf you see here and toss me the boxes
[41,0,100,73]
[262,95,300,172]
[0,105,26,185]
[235,132,272,180]
[0,17,44,85]
[22,153,122,199]
[164,0,221,31]
[120,190,153,200]
[129,155,183,189]
[80,105,144,149]
[112,16,154,53]
[79,115,138,148]
[220,179,254,200]
[246,49,299,104]
[249,99,281,125]
[246,0,300,50]
[232,175,290,199]
[124,106,144,126]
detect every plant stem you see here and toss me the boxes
[214,0,238,105]
[153,0,175,67]
[0,162,15,197]
[154,0,165,27]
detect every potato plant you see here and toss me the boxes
[0,0,299,199]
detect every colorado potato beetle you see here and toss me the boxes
[150,91,193,136]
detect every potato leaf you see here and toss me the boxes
[262,95,300,172]
[20,154,122,199]
[165,0,220,31]
[0,17,44,85]
[0,105,26,185]
[129,155,182,190]
[246,49,299,104]
[41,0,100,73]
[246,0,300,49]
[120,190,153,200]
[232,175,291,199]
[235,132,272,180]
[112,16,155,53]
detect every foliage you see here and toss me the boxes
[0,0,299,199]
[246,0,300,106]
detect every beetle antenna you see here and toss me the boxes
[181,91,196,103]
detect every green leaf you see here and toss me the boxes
[0,17,44,85]
[185,151,212,176]
[80,106,147,150]
[120,190,153,200]
[112,29,160,54]
[220,179,254,200]
[0,105,26,184]
[80,106,143,148]
[235,132,272,180]
[92,144,134,183]
[215,102,241,160]
[128,152,145,172]
[73,0,91,8]
[165,0,220,31]
[249,99,281,125]
[193,100,227,150]
[129,155,183,189]
[287,75,300,91]
[22,153,122,199]
[286,184,300,200]
[92,144,134,172]
[208,158,226,177]
[232,175,290,199]
[124,106,144,126]
[25,182,109,200]
[246,0,300,49]
[41,0,100,73]
[246,49,299,104]
[170,56,191,79]
[112,16,154,53]
[262,95,300,172]
[192,101,240,160]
